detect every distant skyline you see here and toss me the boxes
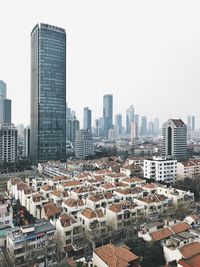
[1,0,200,127]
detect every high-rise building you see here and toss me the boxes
[83,107,92,130]
[126,105,134,135]
[0,81,11,126]
[30,23,66,162]
[141,116,147,136]
[66,117,80,144]
[75,129,94,159]
[0,124,18,166]
[115,113,122,136]
[162,119,187,161]
[0,80,6,99]
[24,126,30,158]
[153,118,160,135]
[103,94,113,137]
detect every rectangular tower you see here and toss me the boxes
[103,94,113,137]
[30,23,66,162]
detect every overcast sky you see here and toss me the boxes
[0,0,200,127]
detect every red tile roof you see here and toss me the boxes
[180,242,200,259]
[151,228,173,241]
[179,254,200,267]
[170,222,191,234]
[94,244,139,267]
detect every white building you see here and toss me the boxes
[144,156,177,183]
[0,192,13,229]
[177,160,200,179]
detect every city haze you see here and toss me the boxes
[0,0,200,126]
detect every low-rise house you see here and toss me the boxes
[43,202,62,225]
[70,186,98,200]
[32,176,48,192]
[58,180,82,192]
[178,254,200,267]
[29,193,49,219]
[40,184,56,199]
[49,190,68,205]
[62,198,85,218]
[0,192,13,229]
[55,213,84,256]
[114,187,144,201]
[184,214,200,226]
[86,192,114,210]
[79,208,107,243]
[177,160,200,180]
[93,243,139,267]
[106,201,138,230]
[122,177,146,187]
[104,172,127,184]
[6,220,57,267]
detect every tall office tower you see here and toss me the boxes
[0,81,11,126]
[126,105,134,135]
[98,117,104,137]
[103,94,113,137]
[153,118,160,135]
[83,107,92,130]
[30,23,66,162]
[148,121,154,135]
[162,119,187,161]
[0,124,18,166]
[75,129,94,159]
[66,117,80,143]
[134,114,139,137]
[141,116,147,136]
[131,122,138,141]
[66,103,71,120]
[94,119,99,136]
[0,80,6,99]
[24,126,30,158]
[115,113,122,136]
[192,116,195,131]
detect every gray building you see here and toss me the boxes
[103,94,113,137]
[0,124,18,166]
[115,113,122,136]
[83,107,92,130]
[141,116,147,136]
[30,23,66,162]
[75,129,94,159]
[162,119,187,161]
[0,81,11,125]
[126,105,134,135]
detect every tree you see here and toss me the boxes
[126,237,166,267]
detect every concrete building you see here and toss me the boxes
[75,129,94,159]
[162,119,187,161]
[30,23,66,162]
[114,113,122,136]
[177,160,200,179]
[144,156,177,183]
[0,192,13,230]
[0,124,18,167]
[6,219,57,266]
[141,116,147,136]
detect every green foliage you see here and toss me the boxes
[126,237,166,267]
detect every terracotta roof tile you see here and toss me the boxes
[94,244,139,267]
[170,222,191,234]
[180,242,200,259]
[151,228,173,241]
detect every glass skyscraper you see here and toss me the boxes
[30,23,66,162]
[103,94,113,137]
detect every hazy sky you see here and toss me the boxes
[0,0,200,127]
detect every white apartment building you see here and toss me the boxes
[144,156,177,183]
[177,160,200,179]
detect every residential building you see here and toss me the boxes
[93,243,139,267]
[0,192,13,229]
[0,124,18,168]
[143,156,177,183]
[162,119,187,161]
[177,160,200,179]
[75,129,94,159]
[6,220,57,266]
[30,23,66,162]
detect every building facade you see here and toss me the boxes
[0,80,11,126]
[83,107,92,130]
[75,129,94,159]
[30,23,66,162]
[162,119,187,161]
[144,156,177,183]
[103,94,113,137]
